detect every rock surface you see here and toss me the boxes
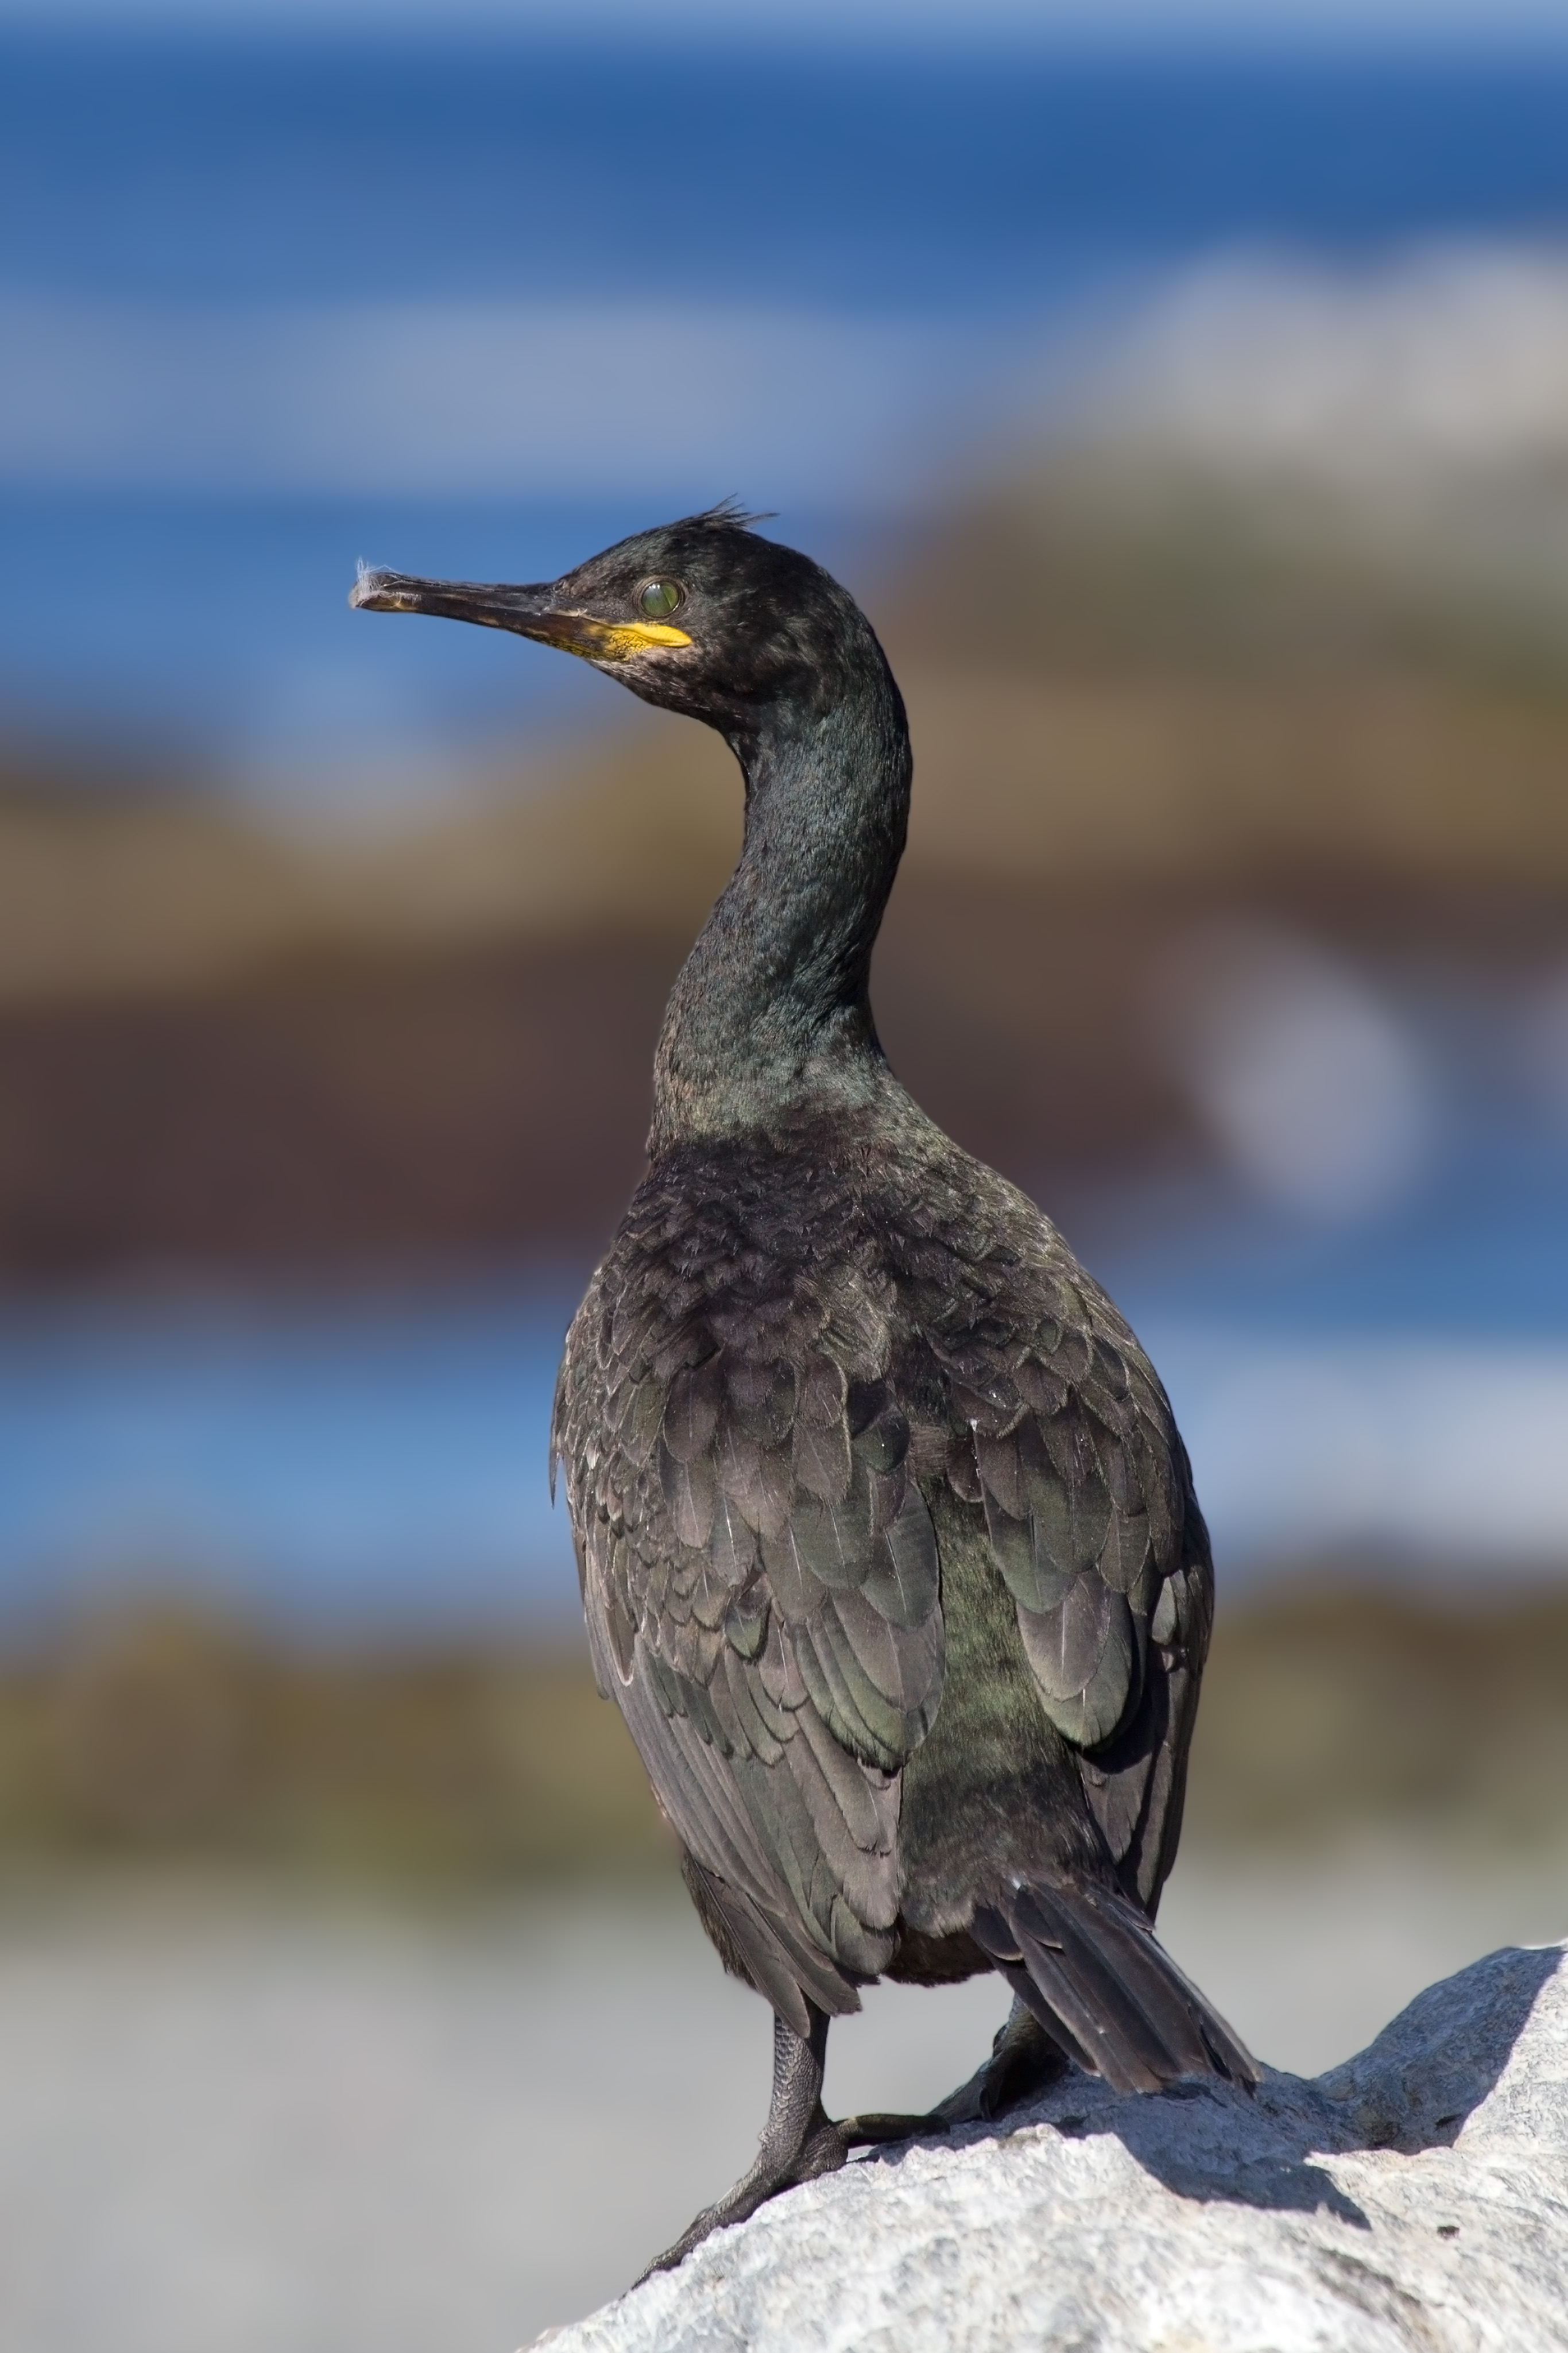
[533,1942,1568,2352]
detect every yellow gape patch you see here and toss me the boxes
[553,617,692,662]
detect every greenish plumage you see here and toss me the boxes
[352,503,1255,2274]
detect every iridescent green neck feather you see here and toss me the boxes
[650,631,911,1153]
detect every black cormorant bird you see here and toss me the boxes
[351,506,1256,2273]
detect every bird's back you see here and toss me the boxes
[552,1084,1221,2070]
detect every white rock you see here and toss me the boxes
[530,1942,1568,2352]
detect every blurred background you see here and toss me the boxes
[5,0,1568,2343]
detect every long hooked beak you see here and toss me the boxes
[349,565,691,663]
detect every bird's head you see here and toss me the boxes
[349,503,888,742]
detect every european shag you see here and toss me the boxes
[351,507,1256,2273]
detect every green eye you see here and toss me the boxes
[639,578,684,619]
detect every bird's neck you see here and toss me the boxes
[649,662,911,1153]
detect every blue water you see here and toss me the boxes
[0,1278,585,1640]
[5,30,1568,770]
[7,36,1568,304]
[1086,1161,1568,1339]
[8,1170,1568,1639]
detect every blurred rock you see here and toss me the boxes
[1187,1582,1568,1848]
[0,1585,1564,1878]
[49,1609,264,1843]
[0,1611,666,1881]
[537,1941,1568,2353]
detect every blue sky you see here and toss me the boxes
[3,0,1568,42]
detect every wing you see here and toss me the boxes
[897,1222,1213,1917]
[553,1185,945,2038]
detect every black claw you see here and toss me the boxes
[839,2107,947,2148]
[640,2102,948,2282]
[638,1997,1036,2286]
[638,2003,842,2278]
[637,2118,847,2279]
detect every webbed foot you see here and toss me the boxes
[639,2006,942,2279]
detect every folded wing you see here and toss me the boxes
[555,1210,944,2038]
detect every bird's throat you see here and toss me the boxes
[649,669,912,1154]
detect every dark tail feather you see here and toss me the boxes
[972,1877,1259,2097]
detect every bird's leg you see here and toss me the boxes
[640,2004,836,2278]
[928,1993,1071,2127]
[641,1990,1065,2278]
[640,2002,939,2279]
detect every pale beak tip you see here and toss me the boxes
[350,563,405,614]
